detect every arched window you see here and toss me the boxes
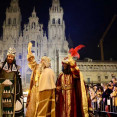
[58,19,60,24]
[8,18,11,25]
[98,76,101,82]
[87,78,90,84]
[19,53,22,59]
[32,50,35,53]
[31,41,35,47]
[52,18,55,24]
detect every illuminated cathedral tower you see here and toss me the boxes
[17,7,47,83]
[48,0,69,74]
[2,0,21,59]
[0,0,69,85]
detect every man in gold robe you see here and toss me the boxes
[26,42,56,117]
[56,55,89,117]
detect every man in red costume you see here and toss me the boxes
[56,55,89,117]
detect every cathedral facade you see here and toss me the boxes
[0,0,69,84]
[1,0,117,87]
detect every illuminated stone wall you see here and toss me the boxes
[77,60,117,84]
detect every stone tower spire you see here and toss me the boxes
[48,0,63,27]
[3,0,21,43]
[48,0,68,74]
[51,0,60,11]
[32,7,36,17]
[48,0,68,52]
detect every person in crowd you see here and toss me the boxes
[110,83,117,112]
[109,80,114,90]
[89,87,97,111]
[93,85,97,93]
[112,75,117,86]
[102,84,113,105]
[96,86,103,109]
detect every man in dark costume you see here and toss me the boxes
[0,47,24,117]
[56,55,89,117]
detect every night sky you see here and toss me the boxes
[0,0,117,60]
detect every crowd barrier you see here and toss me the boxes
[91,97,117,116]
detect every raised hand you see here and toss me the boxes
[28,42,32,54]
[27,42,35,62]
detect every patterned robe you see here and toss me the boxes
[0,62,24,117]
[56,65,89,117]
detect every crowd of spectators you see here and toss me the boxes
[86,75,117,116]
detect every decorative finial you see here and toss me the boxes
[33,6,36,12]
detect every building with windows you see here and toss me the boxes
[0,0,117,88]
[77,59,117,84]
[0,0,68,86]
